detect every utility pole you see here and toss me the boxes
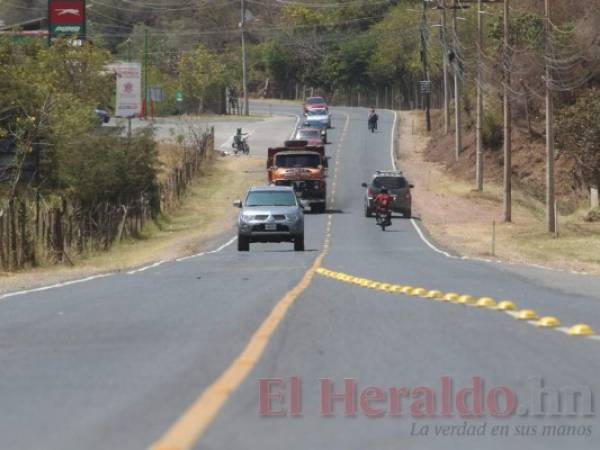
[440,0,450,135]
[452,0,462,160]
[240,0,250,116]
[421,0,431,131]
[502,0,512,222]
[475,0,484,191]
[127,38,133,137]
[143,27,149,120]
[545,0,555,233]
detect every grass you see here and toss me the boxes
[0,154,265,292]
[398,110,600,274]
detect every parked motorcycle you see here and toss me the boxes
[232,133,250,154]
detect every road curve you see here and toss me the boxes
[0,104,598,450]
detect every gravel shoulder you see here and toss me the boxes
[396,110,600,275]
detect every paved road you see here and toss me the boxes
[109,110,299,154]
[0,104,599,450]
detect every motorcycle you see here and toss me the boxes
[368,115,378,133]
[232,134,250,154]
[375,207,392,231]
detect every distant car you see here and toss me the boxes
[95,108,110,124]
[305,107,331,128]
[234,186,305,251]
[361,170,414,218]
[302,118,328,143]
[294,127,324,146]
[304,96,328,112]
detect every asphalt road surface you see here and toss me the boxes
[1,104,599,450]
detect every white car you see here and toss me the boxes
[304,108,331,128]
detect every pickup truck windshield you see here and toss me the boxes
[245,191,297,207]
[296,129,320,139]
[276,154,321,168]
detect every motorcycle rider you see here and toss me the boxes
[374,187,392,224]
[368,108,378,131]
[233,127,248,153]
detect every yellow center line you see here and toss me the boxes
[150,113,349,450]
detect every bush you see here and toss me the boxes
[557,88,600,192]
[482,110,503,151]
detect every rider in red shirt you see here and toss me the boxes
[374,187,393,221]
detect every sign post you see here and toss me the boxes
[48,0,86,44]
[114,62,142,131]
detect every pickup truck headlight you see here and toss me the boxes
[240,214,254,223]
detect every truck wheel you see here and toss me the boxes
[313,203,325,214]
[238,235,250,251]
[403,209,412,219]
[294,234,305,251]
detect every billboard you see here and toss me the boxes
[48,0,86,42]
[114,63,142,118]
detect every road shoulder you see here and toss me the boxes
[396,110,600,276]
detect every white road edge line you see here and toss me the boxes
[388,109,590,276]
[126,260,167,275]
[175,236,238,262]
[0,273,114,302]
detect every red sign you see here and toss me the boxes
[50,1,85,24]
[49,0,86,42]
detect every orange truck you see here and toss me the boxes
[267,140,328,213]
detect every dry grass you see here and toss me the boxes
[398,110,600,274]
[0,154,265,293]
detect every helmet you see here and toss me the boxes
[380,187,388,194]
[237,128,242,133]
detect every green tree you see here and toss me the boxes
[178,43,227,113]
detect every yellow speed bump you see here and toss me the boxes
[401,286,414,295]
[410,288,428,297]
[359,279,371,287]
[379,283,393,292]
[425,290,443,299]
[475,297,496,308]
[515,309,539,320]
[390,285,404,293]
[369,282,383,289]
[566,324,595,336]
[442,292,459,302]
[536,316,561,328]
[457,294,476,305]
[496,300,516,311]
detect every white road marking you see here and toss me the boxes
[388,109,590,276]
[175,236,238,262]
[127,260,167,275]
[0,273,114,302]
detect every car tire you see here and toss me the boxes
[294,234,305,251]
[365,205,373,217]
[238,235,250,251]
[403,209,412,219]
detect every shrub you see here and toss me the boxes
[482,110,503,151]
